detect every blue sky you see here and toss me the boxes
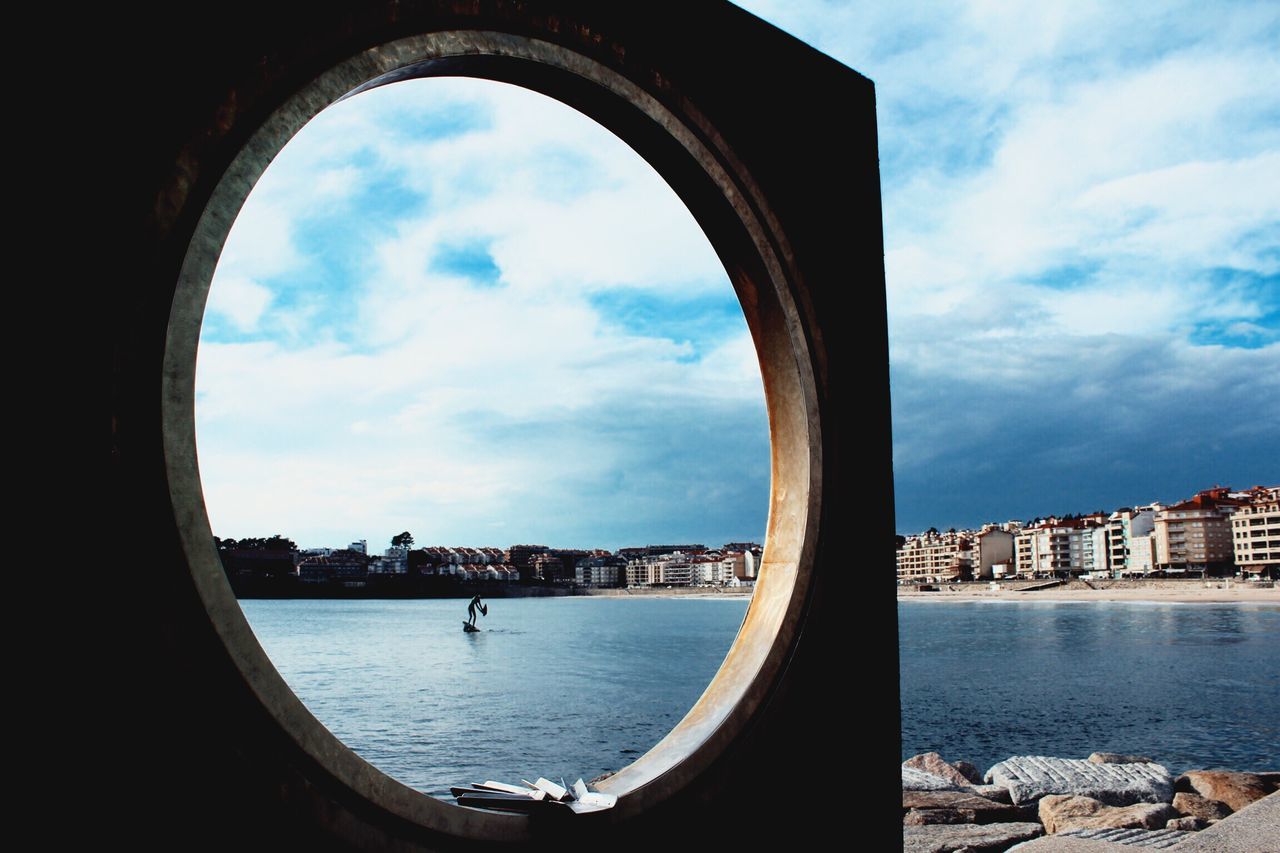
[196,1,1279,548]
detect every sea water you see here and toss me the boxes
[239,596,1280,798]
[239,596,749,797]
[899,600,1280,774]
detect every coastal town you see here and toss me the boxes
[896,485,1280,585]
[218,483,1280,597]
[217,536,763,597]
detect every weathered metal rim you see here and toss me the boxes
[161,30,820,843]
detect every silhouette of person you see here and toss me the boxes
[467,594,488,627]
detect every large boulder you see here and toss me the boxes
[902,822,1043,852]
[1175,770,1277,812]
[985,755,1173,805]
[902,790,1022,824]
[904,766,964,791]
[904,752,980,789]
[1088,752,1154,765]
[970,784,1014,804]
[1172,791,1233,821]
[1161,790,1279,852]
[1054,827,1193,849]
[904,808,975,825]
[953,760,984,785]
[1038,794,1178,835]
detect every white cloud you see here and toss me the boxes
[196,4,1280,544]
[197,78,768,548]
[203,275,273,332]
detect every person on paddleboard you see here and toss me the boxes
[467,593,488,627]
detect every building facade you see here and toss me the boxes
[1231,486,1280,579]
[896,531,973,583]
[1154,488,1243,575]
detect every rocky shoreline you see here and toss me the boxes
[901,751,1279,852]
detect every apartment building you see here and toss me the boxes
[1014,518,1106,578]
[971,527,1015,580]
[896,530,973,583]
[1107,507,1158,576]
[1153,488,1243,575]
[1231,486,1280,579]
[626,551,697,586]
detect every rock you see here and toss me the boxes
[1163,790,1280,852]
[1008,835,1177,845]
[1175,770,1277,813]
[1056,827,1193,849]
[902,822,1043,852]
[905,808,976,825]
[904,766,966,791]
[954,760,984,784]
[905,752,982,789]
[902,790,1022,823]
[970,784,1013,804]
[985,755,1173,805]
[1166,816,1208,831]
[1038,794,1178,834]
[1172,791,1233,821]
[1088,752,1154,765]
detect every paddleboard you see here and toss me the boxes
[463,622,480,632]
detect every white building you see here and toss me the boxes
[1015,520,1107,578]
[627,552,696,586]
[1107,507,1157,577]
[1232,486,1280,578]
[972,528,1014,580]
[1127,534,1155,575]
[896,531,974,583]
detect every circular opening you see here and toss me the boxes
[195,74,771,798]
[164,31,819,842]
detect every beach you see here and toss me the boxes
[898,579,1280,605]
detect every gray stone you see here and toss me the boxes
[906,752,984,789]
[1059,827,1193,848]
[1009,838,1155,852]
[1090,752,1156,766]
[1039,794,1178,834]
[903,822,1043,852]
[955,760,984,784]
[906,766,966,791]
[985,755,1174,805]
[1172,792,1232,822]
[902,790,1023,824]
[1163,791,1280,852]
[972,784,1014,804]
[905,808,977,825]
[1175,770,1277,813]
[1166,817,1208,831]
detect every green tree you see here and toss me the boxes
[392,531,415,549]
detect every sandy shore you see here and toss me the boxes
[898,583,1280,605]
[578,588,754,599]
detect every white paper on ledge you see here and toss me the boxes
[568,778,617,814]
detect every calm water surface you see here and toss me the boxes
[241,597,1280,799]
[899,600,1280,774]
[240,596,749,797]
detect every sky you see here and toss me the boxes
[195,1,1279,549]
